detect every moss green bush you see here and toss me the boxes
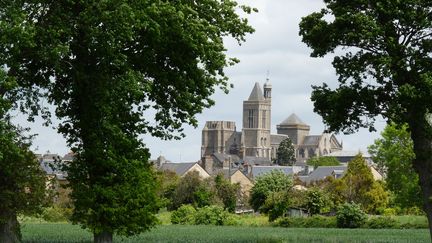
[41,206,71,222]
[194,205,229,226]
[170,205,196,225]
[274,216,336,228]
[336,203,367,228]
[365,216,398,229]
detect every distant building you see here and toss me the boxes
[159,162,210,178]
[200,81,343,174]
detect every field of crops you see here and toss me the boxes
[22,223,430,243]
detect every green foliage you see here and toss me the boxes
[336,203,367,228]
[1,0,255,239]
[365,216,398,229]
[194,182,215,208]
[307,156,340,169]
[156,170,180,210]
[41,206,71,222]
[250,170,293,212]
[214,174,239,213]
[299,0,432,233]
[274,216,337,228]
[263,191,291,222]
[305,188,327,215]
[194,206,230,226]
[341,155,388,213]
[170,205,196,225]
[276,138,296,166]
[368,123,421,208]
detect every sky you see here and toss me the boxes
[17,0,386,160]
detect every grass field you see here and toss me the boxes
[22,223,430,243]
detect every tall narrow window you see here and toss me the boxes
[248,110,254,128]
[262,110,266,128]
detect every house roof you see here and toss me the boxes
[300,165,348,184]
[159,162,197,176]
[251,165,295,178]
[212,153,241,164]
[62,152,75,161]
[242,156,272,166]
[248,82,265,101]
[302,135,322,145]
[325,150,371,158]
[280,113,306,125]
[271,134,289,145]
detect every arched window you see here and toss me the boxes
[299,148,305,158]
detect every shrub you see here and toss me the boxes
[336,203,367,228]
[170,204,196,225]
[194,205,229,226]
[365,216,398,229]
[381,208,397,216]
[41,206,69,222]
[274,216,336,228]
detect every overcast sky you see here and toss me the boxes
[18,0,386,160]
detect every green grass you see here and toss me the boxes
[22,223,430,243]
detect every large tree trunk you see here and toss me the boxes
[0,211,21,243]
[94,231,113,243]
[410,118,432,240]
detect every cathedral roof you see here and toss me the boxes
[302,135,322,145]
[248,82,265,101]
[280,113,306,125]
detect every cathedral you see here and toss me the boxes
[201,81,343,165]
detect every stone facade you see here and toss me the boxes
[201,81,343,167]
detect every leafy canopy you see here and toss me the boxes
[249,170,293,212]
[368,123,421,208]
[276,138,296,166]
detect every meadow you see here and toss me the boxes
[22,221,430,243]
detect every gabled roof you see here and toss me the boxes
[300,165,348,184]
[302,135,322,145]
[212,153,241,164]
[248,82,265,101]
[252,166,295,178]
[280,113,306,125]
[242,156,272,166]
[160,162,197,176]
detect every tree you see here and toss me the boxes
[307,156,340,169]
[171,171,211,210]
[368,123,421,209]
[305,188,327,215]
[342,154,388,213]
[276,138,296,166]
[214,174,239,213]
[1,1,255,242]
[249,170,293,212]
[0,71,48,242]
[299,1,432,236]
[156,170,180,210]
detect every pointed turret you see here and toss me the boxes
[264,78,272,99]
[248,82,265,101]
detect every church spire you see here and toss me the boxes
[248,82,265,101]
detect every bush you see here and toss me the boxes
[41,206,71,222]
[365,216,398,229]
[336,203,367,228]
[381,208,397,216]
[194,205,229,226]
[274,216,336,228]
[170,204,196,225]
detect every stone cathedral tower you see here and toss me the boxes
[241,81,272,159]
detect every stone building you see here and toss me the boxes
[200,81,343,172]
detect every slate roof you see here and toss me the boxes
[302,135,322,145]
[300,165,348,184]
[271,134,289,145]
[160,162,197,176]
[212,153,241,164]
[242,156,272,166]
[280,113,306,125]
[252,166,295,178]
[62,152,75,161]
[248,82,265,101]
[40,159,67,180]
[220,168,241,179]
